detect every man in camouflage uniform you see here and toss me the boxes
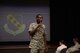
[28,14,48,53]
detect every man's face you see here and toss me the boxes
[36,15,43,23]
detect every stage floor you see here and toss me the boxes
[0,44,58,49]
[0,44,57,53]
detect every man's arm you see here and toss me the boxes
[29,24,40,37]
[43,33,47,46]
[43,33,48,52]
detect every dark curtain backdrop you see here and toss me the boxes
[50,0,80,47]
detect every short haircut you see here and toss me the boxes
[73,37,79,43]
[36,14,43,18]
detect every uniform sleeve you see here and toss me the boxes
[28,23,33,32]
[44,25,47,36]
[43,24,47,39]
[43,24,46,30]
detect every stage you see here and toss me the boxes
[0,44,58,53]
